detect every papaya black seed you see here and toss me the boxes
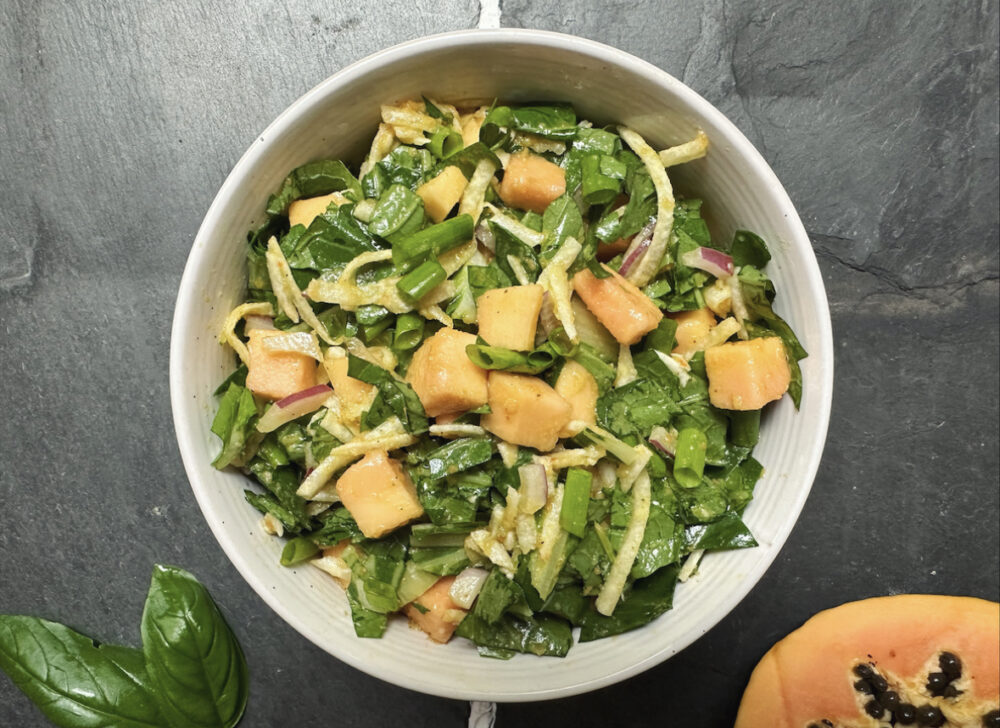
[865,699,885,719]
[942,683,961,698]
[853,679,874,694]
[821,721,834,727]
[897,704,917,725]
[869,674,888,693]
[939,651,961,679]
[854,663,875,680]
[983,709,1000,728]
[926,671,949,696]
[878,690,901,710]
[916,705,945,727]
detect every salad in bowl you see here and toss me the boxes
[208,97,806,658]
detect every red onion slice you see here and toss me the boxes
[518,463,548,514]
[257,384,333,433]
[680,246,734,279]
[449,567,490,609]
[648,425,677,458]
[617,220,656,276]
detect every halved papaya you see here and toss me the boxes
[735,594,1000,728]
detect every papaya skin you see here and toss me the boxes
[735,595,1000,728]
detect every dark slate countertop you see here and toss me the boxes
[1,2,997,726]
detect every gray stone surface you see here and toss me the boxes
[1,1,997,726]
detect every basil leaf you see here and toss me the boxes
[0,616,164,728]
[141,565,248,728]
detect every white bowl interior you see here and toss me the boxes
[170,30,833,701]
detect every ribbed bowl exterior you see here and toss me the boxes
[170,29,833,701]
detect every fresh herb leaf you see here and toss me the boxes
[140,565,248,728]
[0,617,164,728]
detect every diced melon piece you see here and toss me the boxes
[435,412,461,426]
[498,151,566,214]
[482,372,572,452]
[335,450,424,538]
[404,576,467,644]
[572,265,664,345]
[554,360,598,437]
[669,307,717,356]
[326,356,376,421]
[406,328,489,417]
[416,166,469,223]
[596,236,632,261]
[245,329,318,401]
[476,284,544,351]
[288,192,348,229]
[704,337,790,411]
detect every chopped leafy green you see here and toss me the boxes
[210,383,258,469]
[266,159,362,216]
[455,613,573,657]
[347,354,428,433]
[425,438,494,480]
[578,564,680,641]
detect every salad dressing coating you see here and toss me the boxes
[210,99,806,655]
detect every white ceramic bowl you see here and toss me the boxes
[170,29,833,701]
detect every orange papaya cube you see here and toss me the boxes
[476,284,544,351]
[596,236,632,261]
[416,166,469,223]
[668,307,717,356]
[245,329,318,401]
[406,328,489,417]
[404,576,467,643]
[497,151,566,214]
[435,412,460,426]
[554,360,598,437]
[335,450,424,539]
[325,356,376,414]
[287,192,347,229]
[572,264,664,345]
[704,337,790,411]
[482,372,572,452]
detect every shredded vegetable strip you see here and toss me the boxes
[618,127,676,288]
[536,236,582,342]
[265,237,336,344]
[297,418,416,498]
[655,349,692,387]
[218,301,274,365]
[507,255,531,286]
[658,130,709,167]
[260,331,323,361]
[678,549,706,582]
[359,123,397,178]
[596,471,651,615]
[483,203,547,248]
[306,250,412,314]
[458,159,498,224]
[615,343,637,387]
[428,423,487,438]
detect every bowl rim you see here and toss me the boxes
[170,27,834,701]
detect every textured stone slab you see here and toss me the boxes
[1,0,998,725]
